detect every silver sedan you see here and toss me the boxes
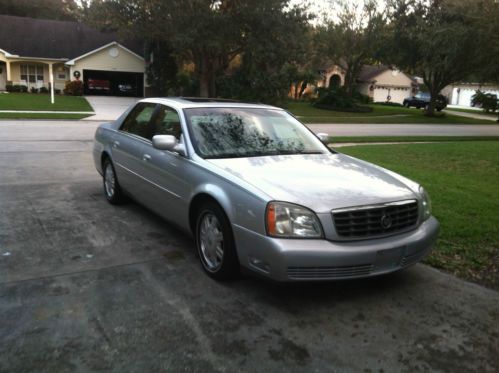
[93,98,439,281]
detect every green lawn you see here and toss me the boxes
[0,113,91,119]
[339,141,499,287]
[285,101,492,124]
[0,93,93,112]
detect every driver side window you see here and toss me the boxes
[152,105,182,141]
[120,103,157,140]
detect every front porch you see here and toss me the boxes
[0,57,68,92]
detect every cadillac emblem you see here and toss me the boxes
[381,214,393,229]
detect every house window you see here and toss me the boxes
[57,72,67,80]
[20,64,44,83]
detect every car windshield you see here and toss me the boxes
[184,107,329,159]
[416,92,430,99]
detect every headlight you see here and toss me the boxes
[419,186,432,221]
[266,202,323,238]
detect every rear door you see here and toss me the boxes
[112,102,157,197]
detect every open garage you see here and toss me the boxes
[83,69,144,97]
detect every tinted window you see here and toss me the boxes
[152,105,182,140]
[120,103,157,139]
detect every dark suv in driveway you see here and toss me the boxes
[403,92,447,111]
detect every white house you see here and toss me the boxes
[442,83,499,108]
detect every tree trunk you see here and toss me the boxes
[199,75,210,97]
[426,85,443,117]
[196,51,212,97]
[299,81,308,98]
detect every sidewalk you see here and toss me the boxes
[444,109,498,122]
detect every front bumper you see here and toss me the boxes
[233,217,439,281]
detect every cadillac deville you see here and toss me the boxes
[93,98,439,281]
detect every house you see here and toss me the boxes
[355,65,417,104]
[442,82,499,108]
[0,15,146,97]
[316,64,417,104]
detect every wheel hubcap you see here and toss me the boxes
[104,164,115,198]
[199,213,224,271]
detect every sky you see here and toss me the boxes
[290,0,388,23]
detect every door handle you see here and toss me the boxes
[143,154,152,162]
[112,140,120,148]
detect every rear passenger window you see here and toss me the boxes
[152,105,182,140]
[120,103,157,139]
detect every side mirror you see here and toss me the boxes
[316,132,329,144]
[152,135,187,156]
[152,135,177,151]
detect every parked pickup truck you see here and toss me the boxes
[403,92,447,111]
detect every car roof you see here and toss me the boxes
[139,97,284,110]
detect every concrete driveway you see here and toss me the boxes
[0,120,498,372]
[85,96,139,121]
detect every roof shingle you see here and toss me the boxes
[0,15,143,59]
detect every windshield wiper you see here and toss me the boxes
[275,150,323,155]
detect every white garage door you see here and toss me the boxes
[373,87,411,104]
[452,88,499,107]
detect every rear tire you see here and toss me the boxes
[195,201,239,280]
[403,101,410,108]
[102,158,125,205]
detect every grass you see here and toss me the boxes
[286,101,493,124]
[330,136,499,143]
[0,113,91,120]
[0,93,93,112]
[339,141,499,286]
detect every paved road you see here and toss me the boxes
[2,120,499,138]
[307,123,499,136]
[0,120,498,372]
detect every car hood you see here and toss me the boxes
[207,153,419,213]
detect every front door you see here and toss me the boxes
[112,102,157,197]
[139,104,192,225]
[0,64,6,90]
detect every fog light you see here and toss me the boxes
[249,257,270,273]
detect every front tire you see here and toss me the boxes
[195,202,239,280]
[102,158,125,204]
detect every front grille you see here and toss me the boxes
[332,200,419,239]
[287,264,373,279]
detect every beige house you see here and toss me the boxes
[356,65,417,104]
[0,15,146,97]
[316,64,417,104]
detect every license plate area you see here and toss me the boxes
[374,246,404,271]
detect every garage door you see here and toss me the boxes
[373,87,411,104]
[83,69,144,97]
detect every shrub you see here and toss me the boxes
[39,86,49,94]
[64,80,84,96]
[313,87,373,112]
[30,87,38,94]
[6,84,28,93]
[374,102,403,107]
[55,88,61,95]
[471,90,498,113]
